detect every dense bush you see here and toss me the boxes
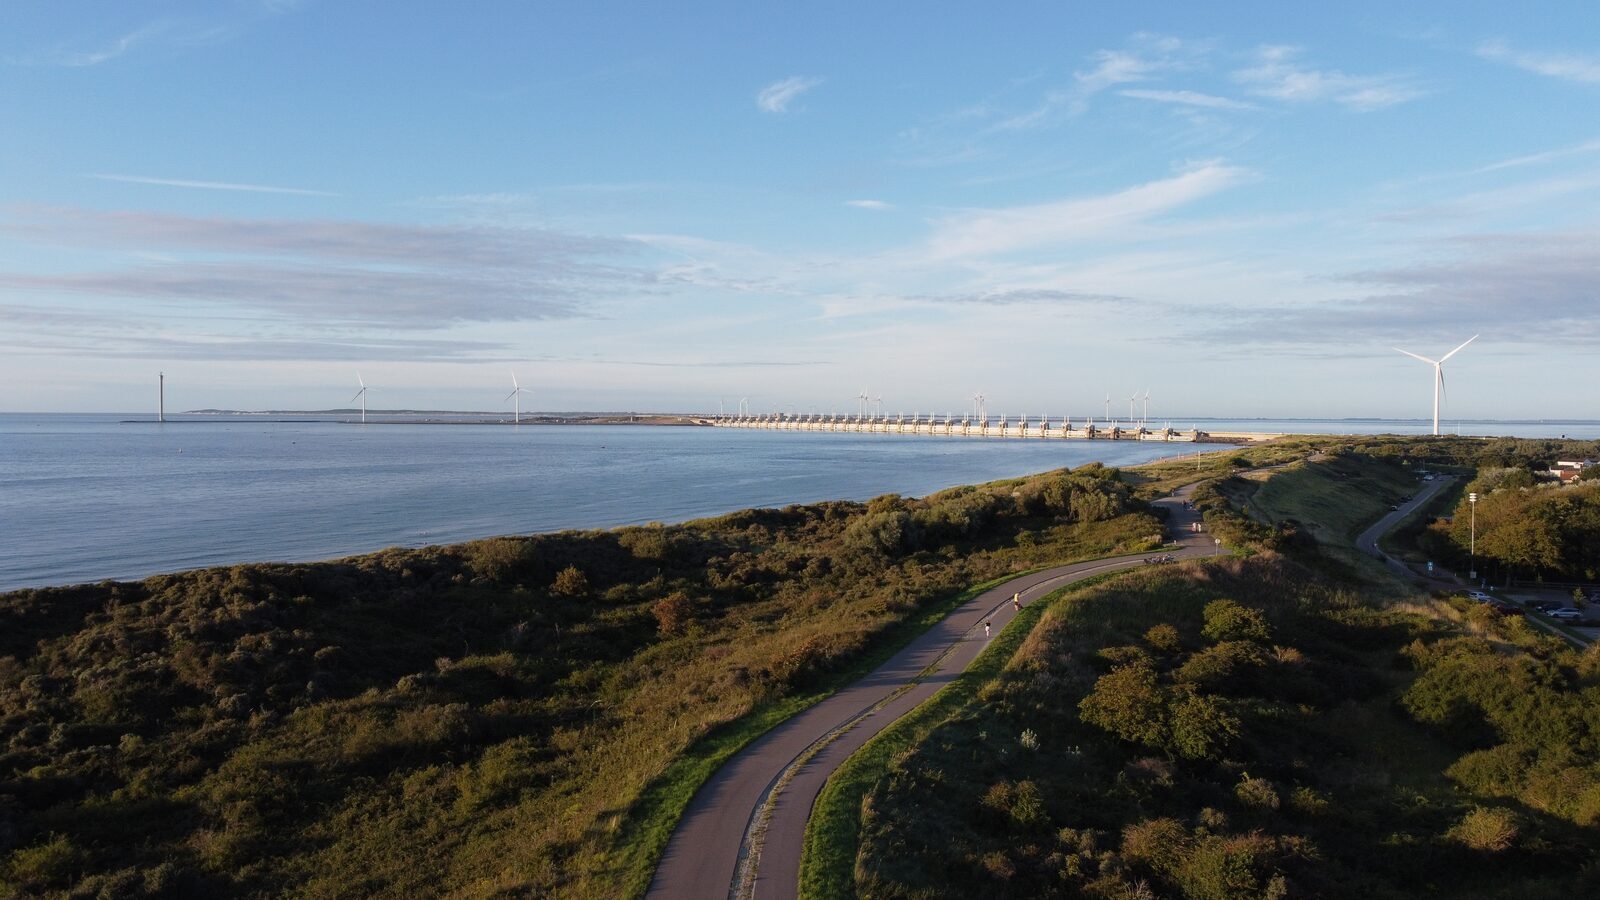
[851,450,1600,898]
[0,463,1149,897]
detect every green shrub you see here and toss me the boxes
[1144,622,1183,653]
[651,592,695,635]
[1234,775,1280,811]
[1201,599,1272,643]
[1167,691,1239,761]
[550,565,590,596]
[1176,834,1276,900]
[1447,806,1520,852]
[1079,663,1168,748]
[1121,817,1190,874]
[5,834,81,890]
[466,538,533,584]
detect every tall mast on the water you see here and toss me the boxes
[159,372,165,422]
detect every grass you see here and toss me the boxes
[1119,439,1318,501]
[1243,453,1415,543]
[798,571,1122,900]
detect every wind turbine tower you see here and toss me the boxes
[1394,335,1478,436]
[351,373,372,425]
[158,372,165,423]
[505,371,531,424]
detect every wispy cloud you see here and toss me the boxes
[8,22,173,67]
[7,3,299,68]
[756,76,822,113]
[1477,39,1600,84]
[1118,88,1257,111]
[0,206,648,329]
[845,199,893,211]
[925,161,1250,259]
[1472,137,1600,174]
[993,35,1192,130]
[1232,45,1426,111]
[86,173,337,197]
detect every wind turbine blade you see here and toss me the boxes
[1439,368,1448,410]
[1393,348,1437,365]
[511,370,519,389]
[504,389,519,402]
[1438,334,1479,363]
[350,389,365,402]
[357,372,365,388]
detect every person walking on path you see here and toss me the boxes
[1012,592,1022,611]
[983,621,991,639]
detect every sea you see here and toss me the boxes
[2,413,1596,592]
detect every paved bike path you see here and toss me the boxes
[647,486,1211,900]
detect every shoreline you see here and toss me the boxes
[0,444,1248,595]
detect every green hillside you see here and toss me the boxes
[0,466,1151,898]
[831,451,1600,898]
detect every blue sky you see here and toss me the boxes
[2,1,1596,419]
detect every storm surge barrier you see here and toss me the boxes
[710,412,1208,442]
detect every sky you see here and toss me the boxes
[1,1,1597,420]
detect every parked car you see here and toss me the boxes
[1467,591,1493,602]
[1547,607,1584,621]
[1490,603,1524,617]
[1531,601,1564,613]
[1389,504,1399,511]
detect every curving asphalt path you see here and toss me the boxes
[646,484,1215,900]
[1356,475,1453,579]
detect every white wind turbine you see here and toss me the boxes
[1141,389,1151,425]
[505,371,531,424]
[1128,391,1139,423]
[1394,335,1478,436]
[857,389,870,418]
[973,392,987,422]
[351,372,374,424]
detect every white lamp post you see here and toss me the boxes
[1468,492,1478,583]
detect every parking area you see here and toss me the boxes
[1478,586,1599,646]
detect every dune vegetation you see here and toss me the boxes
[826,446,1600,899]
[0,464,1155,898]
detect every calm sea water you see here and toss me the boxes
[4,414,1596,591]
[0,414,1232,591]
